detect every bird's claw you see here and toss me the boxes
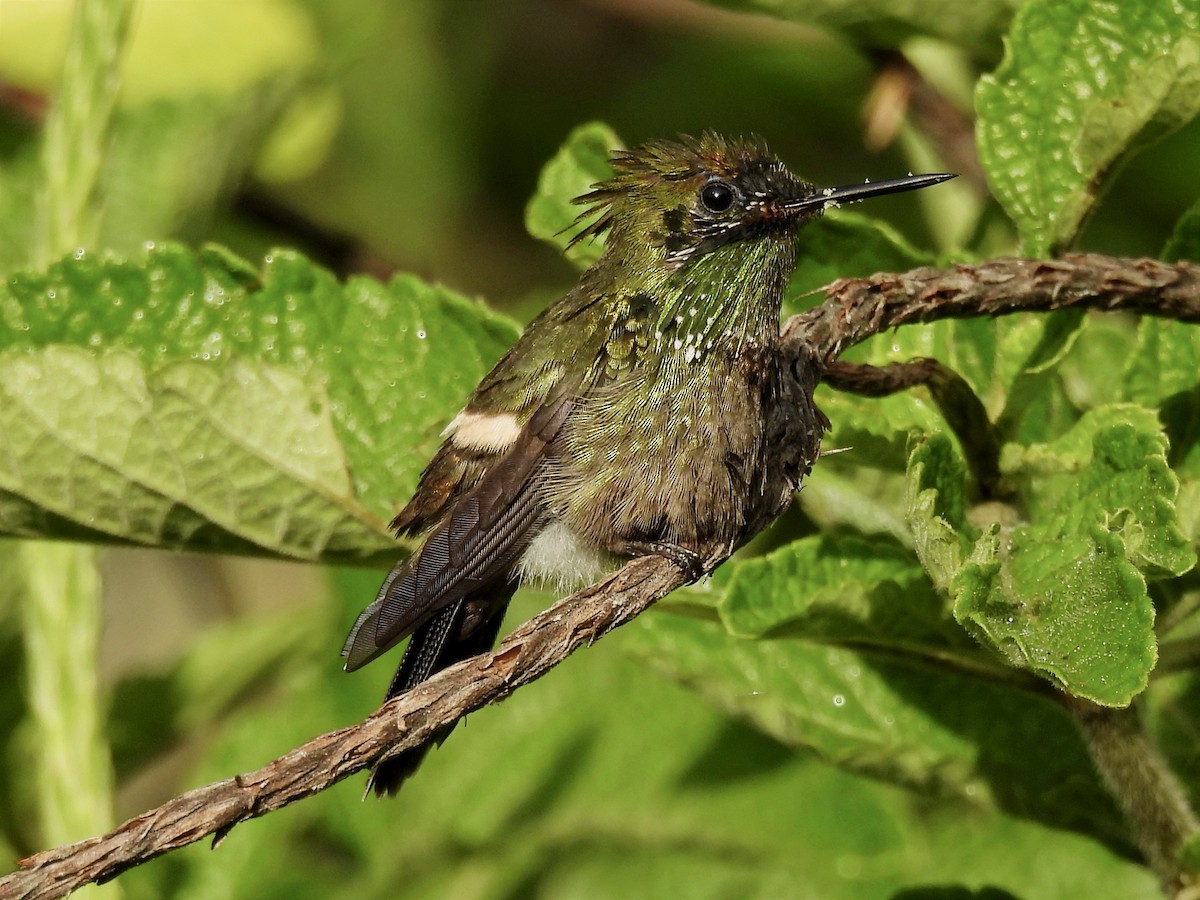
[617,539,705,582]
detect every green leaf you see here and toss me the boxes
[525,121,622,269]
[1121,318,1200,471]
[1122,318,1200,409]
[0,244,518,561]
[1058,316,1140,411]
[818,299,1083,458]
[799,463,914,545]
[954,526,1153,705]
[718,534,923,639]
[815,388,945,473]
[991,311,1085,440]
[1119,318,1200,542]
[810,318,976,490]
[0,346,387,559]
[1004,406,1195,578]
[953,406,1191,705]
[717,534,984,674]
[977,0,1200,255]
[807,308,1083,543]
[806,354,965,550]
[624,604,1131,849]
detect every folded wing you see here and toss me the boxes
[341,391,574,672]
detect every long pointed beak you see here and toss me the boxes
[783,172,957,213]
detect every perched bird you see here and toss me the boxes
[342,132,954,794]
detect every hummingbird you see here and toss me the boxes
[342,132,954,795]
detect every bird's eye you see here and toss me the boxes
[699,180,736,213]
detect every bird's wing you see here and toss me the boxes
[387,276,613,538]
[343,275,619,672]
[341,386,575,672]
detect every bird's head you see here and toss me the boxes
[573,132,952,270]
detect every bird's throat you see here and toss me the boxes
[651,229,797,362]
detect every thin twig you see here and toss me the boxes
[783,254,1200,364]
[822,358,1002,497]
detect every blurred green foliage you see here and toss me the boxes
[1,0,1199,897]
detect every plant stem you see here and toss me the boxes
[1066,697,1200,897]
[24,2,135,896]
[33,0,134,267]
[17,542,119,899]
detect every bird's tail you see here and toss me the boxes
[366,582,514,796]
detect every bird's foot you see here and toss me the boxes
[614,539,705,583]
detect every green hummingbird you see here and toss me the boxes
[342,132,954,795]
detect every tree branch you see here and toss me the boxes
[0,555,690,900]
[783,253,1200,364]
[6,252,1200,898]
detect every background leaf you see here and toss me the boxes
[977,0,1200,255]
[625,594,1132,851]
[949,407,1193,705]
[525,121,622,269]
[0,245,518,561]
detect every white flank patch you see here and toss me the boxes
[516,520,616,593]
[445,408,522,452]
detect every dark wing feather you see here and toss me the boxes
[341,389,574,672]
[390,440,487,537]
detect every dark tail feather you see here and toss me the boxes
[367,584,513,797]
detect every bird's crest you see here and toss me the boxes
[568,132,781,248]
